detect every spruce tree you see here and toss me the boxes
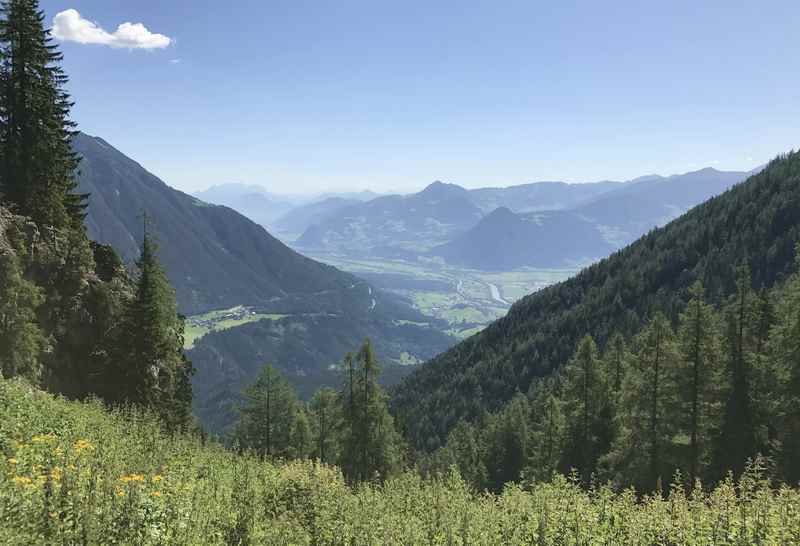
[0,0,87,229]
[676,282,722,484]
[120,217,191,428]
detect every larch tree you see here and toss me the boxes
[309,387,340,465]
[676,281,722,485]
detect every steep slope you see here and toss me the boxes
[575,167,749,245]
[433,207,616,269]
[468,180,622,213]
[273,196,362,239]
[295,181,483,255]
[193,183,296,228]
[393,151,800,451]
[74,133,352,315]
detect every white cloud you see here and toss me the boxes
[52,9,172,50]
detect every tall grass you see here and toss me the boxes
[2,377,798,545]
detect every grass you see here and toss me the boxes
[184,306,287,349]
[2,377,800,545]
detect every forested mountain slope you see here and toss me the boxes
[74,133,354,314]
[393,151,800,451]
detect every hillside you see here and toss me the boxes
[75,133,353,315]
[433,207,617,269]
[3,377,797,545]
[295,181,483,255]
[393,151,800,451]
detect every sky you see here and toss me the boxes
[44,0,800,195]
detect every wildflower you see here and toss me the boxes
[49,512,58,519]
[50,467,62,481]
[7,458,18,465]
[73,439,93,453]
[32,434,55,443]
[68,464,77,471]
[151,474,163,483]
[53,447,63,457]
[151,491,162,497]
[115,488,125,497]
[13,476,32,486]
[120,473,145,484]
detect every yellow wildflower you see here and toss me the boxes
[7,458,18,465]
[151,474,163,483]
[50,467,62,481]
[32,434,55,443]
[120,473,145,484]
[68,464,77,471]
[151,491,162,497]
[115,488,125,497]
[13,476,32,486]
[73,439,93,452]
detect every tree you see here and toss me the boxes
[0,247,45,381]
[766,244,800,482]
[603,332,628,397]
[118,217,191,429]
[234,364,303,459]
[309,387,340,465]
[526,382,565,483]
[338,339,402,483]
[714,267,760,479]
[0,0,87,229]
[676,282,722,484]
[558,335,610,482]
[607,312,680,491]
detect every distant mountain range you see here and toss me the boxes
[296,181,484,255]
[73,133,455,432]
[290,169,750,268]
[192,183,296,228]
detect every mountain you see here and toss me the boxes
[433,207,616,270]
[273,196,363,240]
[295,181,483,255]
[73,133,455,432]
[193,183,295,228]
[393,151,800,451]
[75,133,353,315]
[574,167,750,244]
[431,168,750,269]
[468,180,623,213]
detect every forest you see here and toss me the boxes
[1,1,800,543]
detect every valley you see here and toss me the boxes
[302,251,578,338]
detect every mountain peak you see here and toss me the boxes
[419,181,467,197]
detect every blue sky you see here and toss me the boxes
[45,0,800,195]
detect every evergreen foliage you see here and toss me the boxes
[0,0,86,229]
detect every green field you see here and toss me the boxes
[304,252,578,338]
[184,306,287,348]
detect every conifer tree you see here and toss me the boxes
[338,340,402,482]
[714,267,759,479]
[0,0,87,229]
[677,282,722,484]
[235,364,302,459]
[309,387,340,465]
[443,420,487,489]
[607,312,680,491]
[0,247,45,381]
[527,384,565,483]
[603,332,628,397]
[119,217,191,428]
[766,244,800,482]
[558,335,609,482]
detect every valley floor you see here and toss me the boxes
[302,251,578,338]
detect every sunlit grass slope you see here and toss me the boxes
[2,377,799,545]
